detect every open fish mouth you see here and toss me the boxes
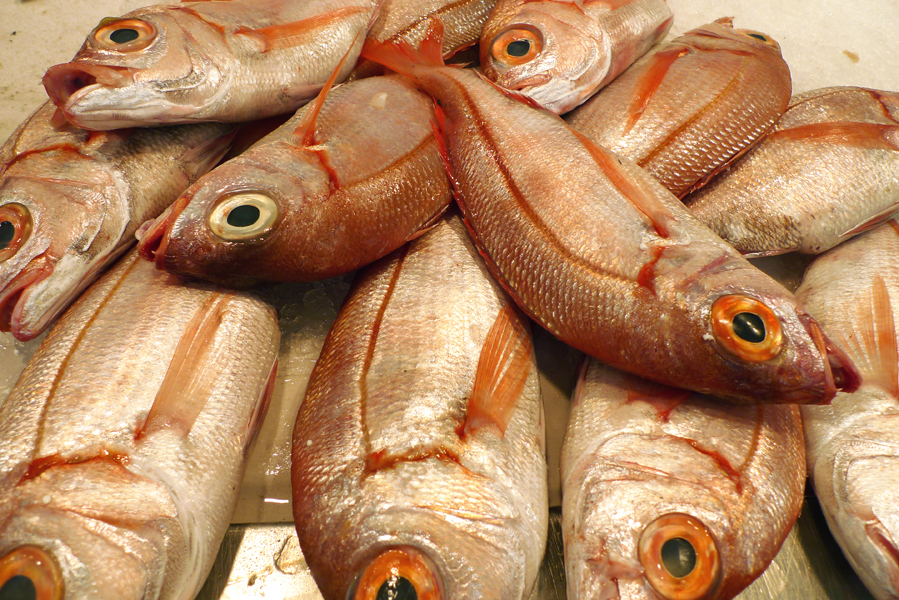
[0,254,55,340]
[42,63,137,110]
[137,198,186,270]
[800,313,862,399]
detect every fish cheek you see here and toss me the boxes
[0,546,64,600]
[0,203,33,264]
[352,548,442,600]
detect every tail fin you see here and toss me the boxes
[360,19,445,77]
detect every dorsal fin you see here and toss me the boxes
[767,122,899,151]
[831,274,899,396]
[462,303,534,438]
[570,128,677,237]
[292,0,385,145]
[135,293,230,441]
[623,46,691,134]
[360,18,445,77]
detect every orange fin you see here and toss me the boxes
[135,293,230,441]
[236,7,369,53]
[624,46,690,134]
[767,122,899,151]
[570,128,677,238]
[830,275,898,396]
[360,18,445,77]
[839,202,899,239]
[462,303,534,438]
[178,126,237,172]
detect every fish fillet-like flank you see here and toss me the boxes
[463,302,534,438]
[135,292,232,440]
[236,7,370,52]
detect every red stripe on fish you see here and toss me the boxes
[20,449,130,483]
[236,7,369,53]
[767,122,899,151]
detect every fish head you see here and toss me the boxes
[0,168,126,341]
[0,459,183,600]
[687,17,783,54]
[137,151,325,286]
[42,10,227,129]
[479,5,608,114]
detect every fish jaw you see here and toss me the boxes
[0,253,55,341]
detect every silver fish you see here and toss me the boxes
[0,250,280,600]
[798,220,899,600]
[291,213,548,599]
[562,359,805,600]
[0,101,234,341]
[42,0,378,129]
[686,87,899,256]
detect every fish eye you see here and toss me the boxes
[92,18,157,51]
[0,546,64,600]
[747,33,768,41]
[710,295,783,362]
[353,548,441,600]
[638,514,720,600]
[0,203,33,264]
[490,26,543,67]
[208,193,279,242]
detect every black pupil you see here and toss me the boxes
[661,537,697,579]
[226,205,261,228]
[732,312,766,343]
[747,33,767,41]
[0,221,13,250]
[506,40,531,57]
[376,576,417,600]
[110,28,140,44]
[0,575,37,600]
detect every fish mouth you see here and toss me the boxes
[800,313,862,400]
[866,521,899,595]
[0,253,55,341]
[137,198,186,270]
[42,63,137,110]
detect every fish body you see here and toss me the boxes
[797,220,899,600]
[686,87,899,256]
[0,102,233,341]
[0,251,281,600]
[565,18,791,198]
[43,0,377,129]
[291,213,548,599]
[360,35,858,404]
[562,359,805,600]
[138,75,451,287]
[479,0,672,114]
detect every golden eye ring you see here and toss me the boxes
[639,513,720,600]
[354,548,442,600]
[208,193,280,242]
[0,203,33,264]
[92,18,158,52]
[0,545,64,600]
[710,295,783,362]
[489,26,544,67]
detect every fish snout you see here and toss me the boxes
[0,253,54,341]
[0,545,64,600]
[136,199,184,269]
[800,313,862,400]
[42,63,136,108]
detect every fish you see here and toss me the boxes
[686,87,899,257]
[479,0,672,114]
[797,219,899,600]
[360,25,860,405]
[42,0,378,129]
[291,212,548,599]
[562,359,805,599]
[0,250,281,600]
[137,75,452,287]
[0,101,234,341]
[565,18,792,198]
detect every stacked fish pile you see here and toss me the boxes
[0,0,897,599]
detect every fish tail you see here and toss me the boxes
[360,19,446,77]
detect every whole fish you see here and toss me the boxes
[797,220,899,600]
[292,213,548,599]
[42,0,378,129]
[686,87,899,256]
[0,250,280,600]
[479,0,672,114]
[361,28,860,405]
[137,75,451,287]
[562,359,805,599]
[0,101,234,341]
[565,18,792,198]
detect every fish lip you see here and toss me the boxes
[0,254,55,341]
[42,63,137,110]
[137,197,186,270]
[799,313,862,400]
